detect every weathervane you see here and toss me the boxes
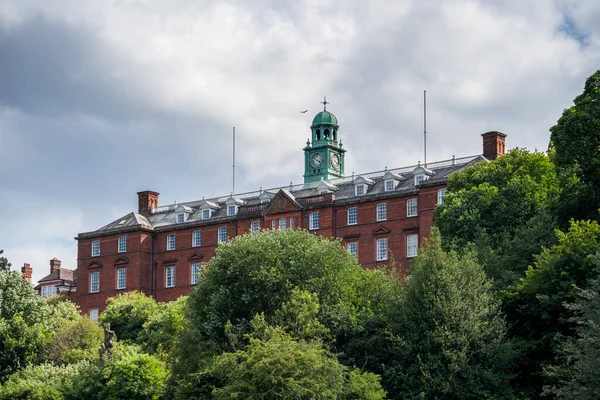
[321,95,329,111]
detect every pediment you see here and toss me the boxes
[114,257,129,266]
[188,252,204,261]
[372,225,391,236]
[265,189,303,215]
[88,261,102,269]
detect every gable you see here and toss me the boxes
[264,190,304,216]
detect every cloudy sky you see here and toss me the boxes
[1,0,599,283]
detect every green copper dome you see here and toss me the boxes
[311,110,339,127]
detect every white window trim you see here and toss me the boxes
[177,213,185,223]
[279,218,287,230]
[165,266,175,288]
[89,308,99,321]
[192,230,201,247]
[218,226,228,243]
[191,263,201,284]
[90,271,100,293]
[376,238,388,261]
[91,240,100,257]
[227,205,237,216]
[309,212,320,230]
[290,217,294,230]
[437,188,447,205]
[271,219,276,230]
[201,209,212,220]
[347,242,358,256]
[348,207,358,225]
[407,234,418,258]
[251,220,260,233]
[118,236,127,253]
[407,198,418,217]
[384,179,395,192]
[355,184,366,196]
[167,234,176,251]
[376,203,387,221]
[41,284,57,298]
[116,268,126,290]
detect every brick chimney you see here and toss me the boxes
[481,131,507,160]
[21,263,32,282]
[137,190,159,216]
[50,257,61,274]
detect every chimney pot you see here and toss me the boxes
[50,258,61,273]
[481,131,507,160]
[137,190,160,216]
[21,263,33,282]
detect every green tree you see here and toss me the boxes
[544,269,600,399]
[66,344,168,400]
[391,230,514,399]
[0,250,10,272]
[40,317,103,365]
[549,70,600,222]
[0,362,83,400]
[0,269,49,380]
[505,220,600,396]
[435,148,560,286]
[138,296,187,355]
[100,291,159,342]
[184,229,386,353]
[175,296,386,400]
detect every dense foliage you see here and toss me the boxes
[1,70,599,399]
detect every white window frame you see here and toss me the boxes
[347,207,358,225]
[407,198,418,217]
[90,271,100,293]
[407,234,418,258]
[272,219,276,230]
[319,190,328,195]
[414,174,426,186]
[191,263,201,284]
[41,284,57,298]
[167,234,176,251]
[384,179,395,192]
[118,236,127,253]
[116,268,126,290]
[201,209,211,219]
[177,213,185,223]
[355,184,366,196]
[91,240,100,257]
[437,188,447,205]
[192,230,201,247]
[227,205,236,216]
[279,218,287,230]
[376,203,387,221]
[347,242,358,256]
[290,217,294,230]
[165,266,175,288]
[89,308,99,321]
[251,220,260,233]
[376,238,388,261]
[309,212,320,230]
[218,226,228,243]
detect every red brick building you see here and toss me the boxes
[72,107,506,317]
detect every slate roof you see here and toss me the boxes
[79,155,484,237]
[35,268,77,289]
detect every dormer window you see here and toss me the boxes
[320,190,328,195]
[384,180,395,192]
[202,209,212,220]
[177,213,185,223]
[260,198,270,204]
[355,184,366,196]
[227,205,237,216]
[414,174,427,186]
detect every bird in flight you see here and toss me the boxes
[300,110,308,113]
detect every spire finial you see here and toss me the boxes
[321,95,329,111]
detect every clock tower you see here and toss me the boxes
[303,98,346,184]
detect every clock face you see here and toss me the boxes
[330,153,340,169]
[311,153,323,168]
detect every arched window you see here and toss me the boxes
[324,129,330,139]
[333,129,337,141]
[316,129,321,140]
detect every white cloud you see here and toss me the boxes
[1,0,599,285]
